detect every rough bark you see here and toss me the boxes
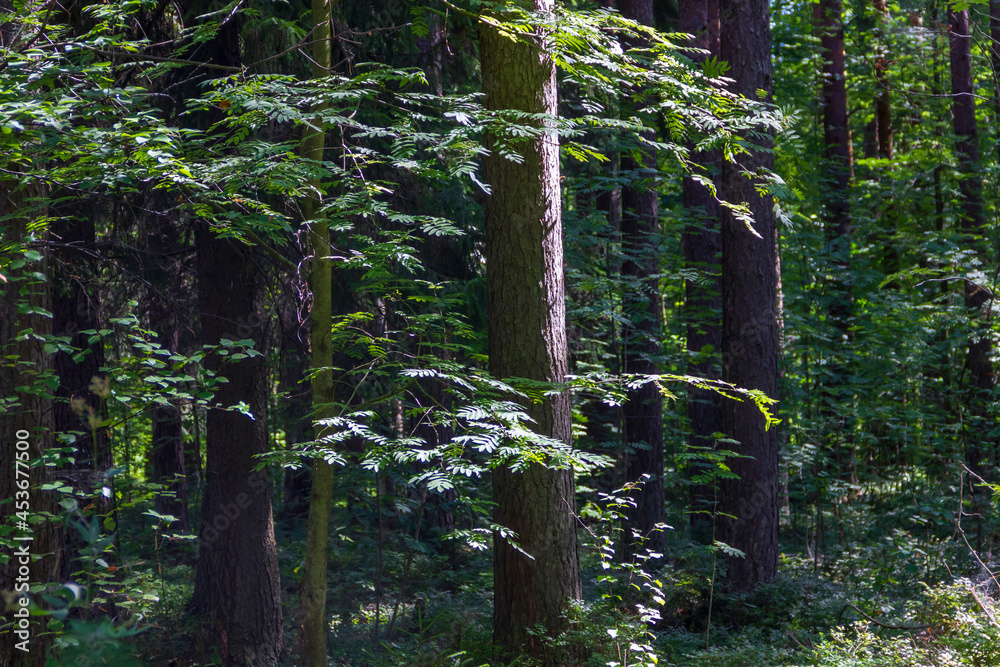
[816,0,855,483]
[949,8,993,473]
[992,0,1000,162]
[872,0,893,158]
[481,2,582,662]
[191,226,283,666]
[716,0,780,590]
[144,213,190,533]
[0,191,59,667]
[617,0,665,555]
[186,4,282,663]
[680,0,723,538]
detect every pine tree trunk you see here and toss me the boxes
[872,0,893,158]
[191,226,283,666]
[716,0,780,590]
[0,192,60,667]
[816,0,856,485]
[680,0,723,539]
[481,2,582,662]
[617,0,666,554]
[186,5,282,663]
[948,8,992,477]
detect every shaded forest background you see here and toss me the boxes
[2,0,1000,665]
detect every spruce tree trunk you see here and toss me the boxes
[948,8,992,477]
[187,4,282,663]
[872,0,893,159]
[145,213,190,533]
[617,0,666,554]
[680,0,723,538]
[191,227,283,666]
[0,195,59,667]
[480,1,582,662]
[816,0,856,484]
[716,0,780,590]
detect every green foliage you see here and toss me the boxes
[7,0,1000,664]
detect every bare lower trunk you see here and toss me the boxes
[191,227,283,666]
[717,0,780,590]
[618,0,665,555]
[680,0,723,538]
[0,192,59,667]
[481,3,582,662]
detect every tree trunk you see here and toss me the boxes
[0,191,59,667]
[991,0,1000,162]
[817,0,853,241]
[481,2,582,662]
[277,278,312,521]
[949,8,983,235]
[680,0,723,539]
[151,403,189,532]
[191,226,283,666]
[948,7,992,476]
[716,0,780,590]
[300,0,336,662]
[816,0,856,485]
[185,7,282,662]
[145,212,190,533]
[617,0,665,555]
[49,213,115,582]
[872,0,893,158]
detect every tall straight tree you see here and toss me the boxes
[300,0,336,661]
[871,0,893,158]
[948,7,992,473]
[0,200,59,667]
[716,0,780,589]
[816,0,852,243]
[188,3,282,663]
[816,0,855,480]
[480,1,582,662]
[145,211,191,533]
[868,0,897,282]
[192,227,283,666]
[679,0,722,537]
[992,0,1000,162]
[617,0,666,553]
[49,213,115,580]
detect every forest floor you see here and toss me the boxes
[105,474,1000,667]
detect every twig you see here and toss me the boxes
[84,46,242,72]
[843,603,931,631]
[785,629,812,650]
[968,584,1000,628]
[958,465,1000,593]
[245,229,297,271]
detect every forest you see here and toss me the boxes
[2,0,1000,664]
